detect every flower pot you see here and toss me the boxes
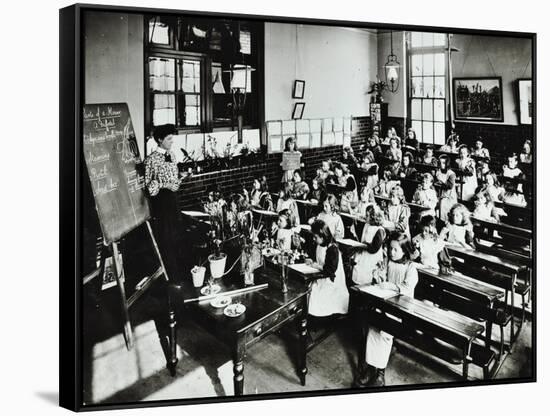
[208,253,227,279]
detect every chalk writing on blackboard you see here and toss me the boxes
[83,103,150,244]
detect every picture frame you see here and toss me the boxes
[518,78,532,125]
[293,79,305,99]
[292,102,305,119]
[453,77,504,122]
[59,3,535,412]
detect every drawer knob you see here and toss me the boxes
[254,326,263,336]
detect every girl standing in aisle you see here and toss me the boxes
[455,145,478,201]
[281,137,302,183]
[435,155,457,222]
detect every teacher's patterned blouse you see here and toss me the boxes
[144,148,179,197]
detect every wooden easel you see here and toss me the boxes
[93,220,169,350]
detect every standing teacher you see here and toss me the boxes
[145,124,188,279]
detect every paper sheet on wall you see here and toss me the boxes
[322,131,335,146]
[282,120,296,136]
[296,119,310,134]
[333,117,344,132]
[311,132,321,148]
[310,119,322,133]
[297,133,310,149]
[322,118,333,133]
[334,131,344,145]
[266,120,282,136]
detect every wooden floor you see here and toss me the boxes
[81,281,533,406]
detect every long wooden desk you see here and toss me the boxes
[445,245,527,347]
[168,268,309,396]
[350,286,488,379]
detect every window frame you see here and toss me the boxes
[407,33,448,145]
[143,16,264,152]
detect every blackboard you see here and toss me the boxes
[83,103,150,244]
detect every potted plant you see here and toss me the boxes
[367,79,388,103]
[208,237,227,279]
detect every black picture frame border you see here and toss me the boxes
[292,79,305,99]
[452,76,504,122]
[60,3,537,412]
[517,78,532,125]
[292,102,305,119]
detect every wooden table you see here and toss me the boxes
[350,287,485,379]
[168,268,310,396]
[374,195,431,214]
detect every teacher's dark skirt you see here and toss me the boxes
[150,189,182,281]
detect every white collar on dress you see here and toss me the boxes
[155,147,167,155]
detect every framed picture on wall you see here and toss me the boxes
[292,102,305,119]
[518,78,532,125]
[293,79,305,98]
[453,77,504,122]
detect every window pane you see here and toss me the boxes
[149,58,175,92]
[179,59,201,93]
[411,32,423,47]
[422,32,434,48]
[185,106,199,126]
[433,33,446,47]
[186,94,199,106]
[411,99,422,119]
[434,53,445,76]
[423,54,434,76]
[422,99,433,121]
[412,77,423,97]
[434,122,445,145]
[412,55,422,76]
[434,99,445,121]
[423,121,434,142]
[412,120,423,141]
[149,18,170,45]
[434,76,445,98]
[423,77,434,98]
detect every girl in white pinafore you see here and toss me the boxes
[308,220,349,317]
[455,145,478,201]
[352,205,386,285]
[356,231,418,387]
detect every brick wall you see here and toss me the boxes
[387,116,533,156]
[176,116,373,210]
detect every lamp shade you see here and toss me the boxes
[229,64,254,92]
[384,55,400,92]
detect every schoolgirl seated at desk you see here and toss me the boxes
[398,151,418,180]
[439,203,475,249]
[383,185,411,237]
[354,231,418,388]
[290,169,310,200]
[246,175,273,211]
[384,137,402,162]
[308,194,345,240]
[412,173,438,217]
[417,145,438,166]
[276,182,301,227]
[366,136,383,159]
[310,176,327,205]
[472,136,490,160]
[403,127,420,152]
[331,162,358,213]
[317,160,334,185]
[306,220,350,318]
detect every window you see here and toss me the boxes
[145,16,263,138]
[408,32,447,145]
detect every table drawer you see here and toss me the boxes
[244,297,306,345]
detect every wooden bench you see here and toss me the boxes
[415,264,508,358]
[350,287,494,380]
[445,245,528,349]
